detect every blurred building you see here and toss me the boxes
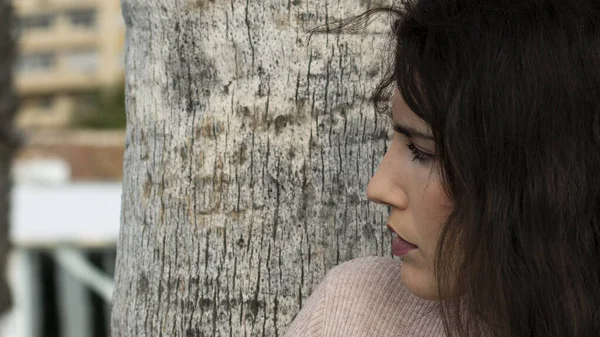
[13,0,125,129]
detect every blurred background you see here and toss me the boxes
[2,0,125,336]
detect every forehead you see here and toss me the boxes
[392,89,432,134]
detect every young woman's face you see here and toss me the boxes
[367,90,452,300]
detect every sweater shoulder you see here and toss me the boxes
[320,256,445,337]
[285,256,445,337]
[330,255,402,281]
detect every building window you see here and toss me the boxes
[74,94,96,112]
[16,53,56,73]
[36,96,54,110]
[18,14,54,32]
[65,50,99,73]
[68,9,97,28]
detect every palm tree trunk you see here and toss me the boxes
[112,1,392,335]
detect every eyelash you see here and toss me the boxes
[386,119,435,162]
[406,143,433,162]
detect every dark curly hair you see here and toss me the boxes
[320,0,600,336]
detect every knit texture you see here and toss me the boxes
[284,256,446,337]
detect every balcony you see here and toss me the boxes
[16,8,99,53]
[13,0,100,14]
[15,49,105,95]
[16,71,103,95]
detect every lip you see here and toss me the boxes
[387,224,418,256]
[386,224,417,245]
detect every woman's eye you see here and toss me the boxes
[406,143,433,163]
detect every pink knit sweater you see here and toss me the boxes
[284,256,446,337]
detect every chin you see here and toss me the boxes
[399,260,441,301]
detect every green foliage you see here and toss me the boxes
[73,84,126,129]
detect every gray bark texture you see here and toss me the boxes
[112,1,395,336]
[0,0,19,317]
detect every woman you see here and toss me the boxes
[285,0,600,336]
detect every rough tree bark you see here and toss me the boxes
[0,0,19,316]
[112,1,394,336]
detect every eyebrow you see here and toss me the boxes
[392,122,434,140]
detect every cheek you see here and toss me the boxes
[413,181,451,252]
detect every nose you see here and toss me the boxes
[366,150,409,210]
